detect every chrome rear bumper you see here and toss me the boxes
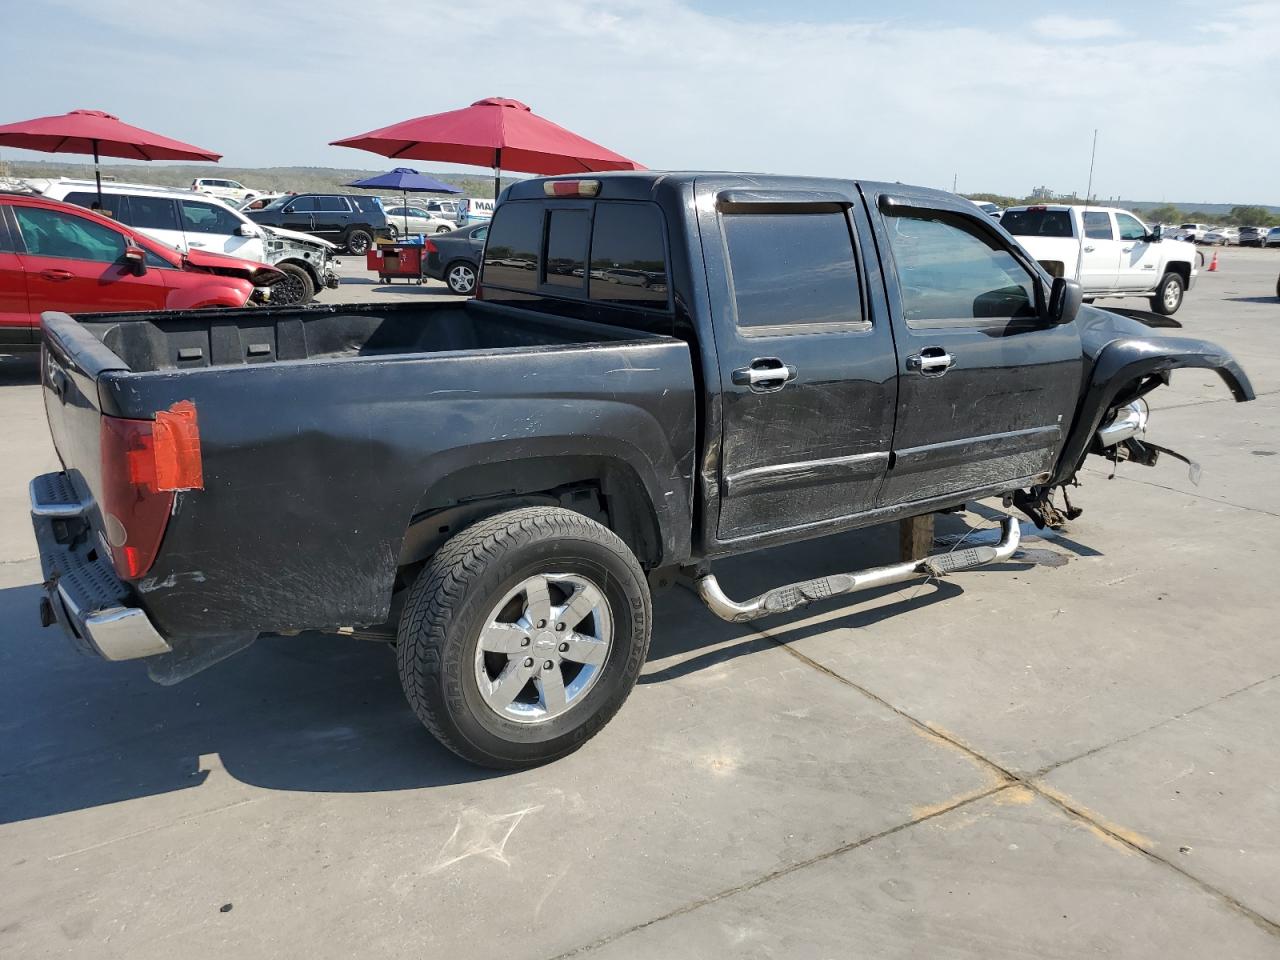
[30,472,172,661]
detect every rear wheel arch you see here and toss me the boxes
[399,455,664,570]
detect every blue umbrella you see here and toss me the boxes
[346,167,462,236]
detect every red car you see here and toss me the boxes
[0,192,281,350]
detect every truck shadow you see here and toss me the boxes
[0,353,40,386]
[0,512,1100,824]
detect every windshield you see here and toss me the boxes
[261,196,291,211]
[1001,209,1073,238]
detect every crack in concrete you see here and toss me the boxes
[548,627,1280,957]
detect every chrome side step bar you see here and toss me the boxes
[695,516,1021,623]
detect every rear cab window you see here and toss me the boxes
[1001,209,1073,238]
[482,199,672,309]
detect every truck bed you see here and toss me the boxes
[39,300,697,641]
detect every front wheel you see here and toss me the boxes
[271,262,315,305]
[396,507,651,768]
[445,261,477,295]
[345,228,373,256]
[1151,271,1184,315]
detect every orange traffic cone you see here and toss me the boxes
[1208,251,1219,272]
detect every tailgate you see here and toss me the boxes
[40,312,133,512]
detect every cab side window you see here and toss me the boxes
[14,207,125,262]
[179,199,241,235]
[1083,212,1114,240]
[885,209,1039,325]
[1115,213,1147,242]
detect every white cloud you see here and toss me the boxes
[1030,16,1124,40]
[6,0,1280,203]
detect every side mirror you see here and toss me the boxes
[1148,225,1163,243]
[123,245,147,276]
[1047,276,1082,325]
[235,223,259,237]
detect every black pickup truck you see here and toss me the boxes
[31,172,1254,768]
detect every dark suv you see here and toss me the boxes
[246,193,390,255]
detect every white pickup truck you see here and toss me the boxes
[1001,205,1197,315]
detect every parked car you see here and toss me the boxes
[1176,223,1212,243]
[246,193,391,255]
[1265,227,1280,248]
[1237,226,1269,247]
[383,205,456,237]
[238,193,286,212]
[971,200,1002,218]
[0,192,280,349]
[192,177,262,205]
[1001,204,1198,314]
[424,221,488,293]
[37,179,338,306]
[1202,227,1237,246]
[28,172,1254,769]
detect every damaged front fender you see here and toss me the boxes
[1051,335,1255,486]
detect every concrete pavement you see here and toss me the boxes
[1,249,1278,958]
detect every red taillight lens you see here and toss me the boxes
[542,179,600,198]
[424,239,438,253]
[99,401,202,580]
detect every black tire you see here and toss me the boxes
[396,507,651,768]
[344,228,373,256]
[387,223,399,239]
[445,260,478,295]
[435,225,451,234]
[1151,271,1184,315]
[271,262,315,305]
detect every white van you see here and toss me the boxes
[457,197,496,225]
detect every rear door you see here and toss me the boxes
[866,189,1083,508]
[313,196,353,238]
[695,178,898,543]
[11,204,166,315]
[1078,210,1120,292]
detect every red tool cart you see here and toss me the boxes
[367,240,424,284]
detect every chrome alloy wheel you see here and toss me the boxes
[448,263,476,293]
[473,573,613,724]
[1163,278,1181,311]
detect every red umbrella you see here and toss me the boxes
[331,97,643,199]
[0,109,221,207]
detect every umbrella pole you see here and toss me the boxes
[403,188,408,236]
[494,147,502,201]
[93,140,103,211]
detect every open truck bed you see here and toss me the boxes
[35,300,696,661]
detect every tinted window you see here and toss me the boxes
[722,211,862,331]
[1116,213,1147,241]
[1083,211,1113,240]
[472,225,488,241]
[62,191,125,220]
[589,202,668,307]
[128,194,180,231]
[179,199,242,235]
[1001,209,1073,238]
[483,201,541,290]
[543,209,588,289]
[885,210,1038,325]
[286,197,317,213]
[316,196,350,212]
[350,196,382,214]
[14,207,125,262]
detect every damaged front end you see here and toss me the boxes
[1013,330,1255,529]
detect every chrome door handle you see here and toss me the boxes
[1121,246,1134,252]
[1083,245,1095,252]
[907,348,955,377]
[732,358,797,392]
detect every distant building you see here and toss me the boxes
[1030,185,1055,201]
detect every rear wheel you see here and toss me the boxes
[1151,271,1184,315]
[271,262,315,305]
[396,507,651,768]
[345,228,373,256]
[445,261,477,295]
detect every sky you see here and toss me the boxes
[2,0,1278,204]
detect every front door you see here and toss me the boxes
[696,177,899,544]
[11,205,167,315]
[866,189,1084,508]
[0,210,32,335]
[1115,211,1160,292]
[178,198,260,259]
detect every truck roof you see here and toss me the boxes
[503,171,961,207]
[1004,203,1136,215]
